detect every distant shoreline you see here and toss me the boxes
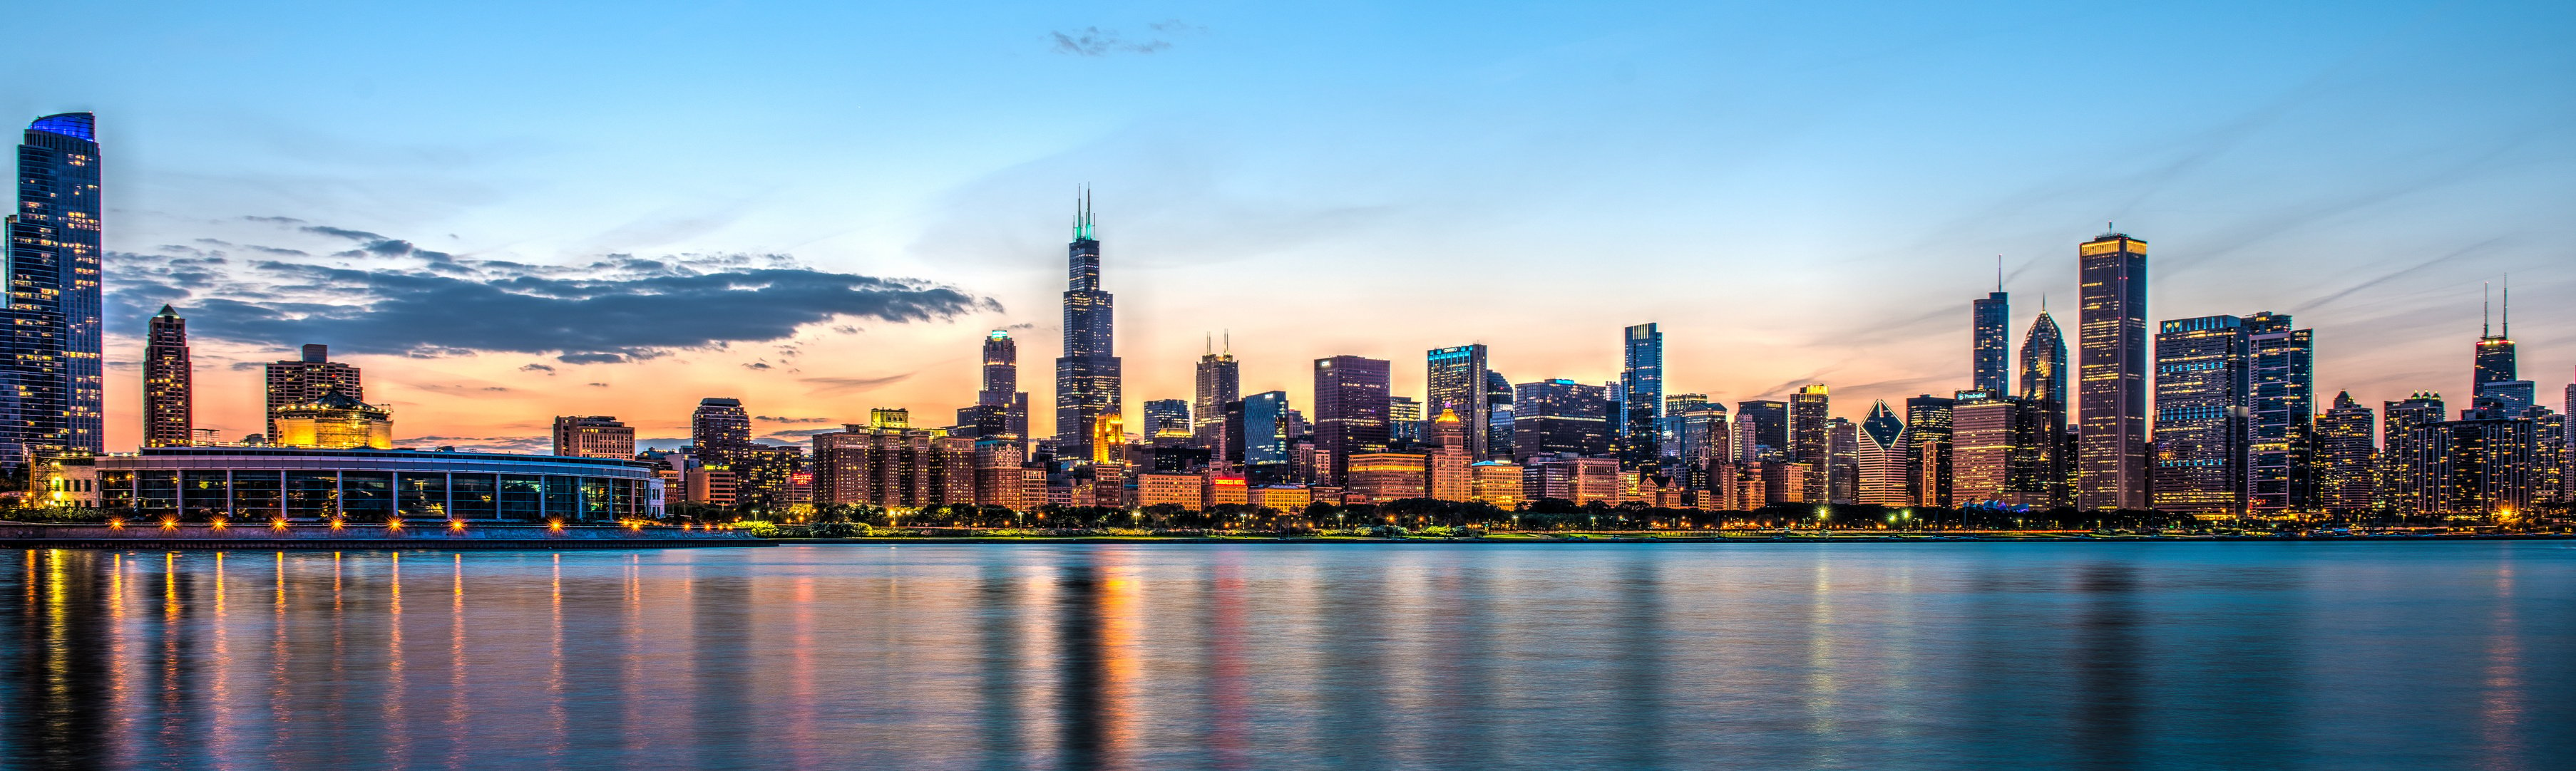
[753,533,2576,545]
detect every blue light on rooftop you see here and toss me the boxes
[29,113,95,141]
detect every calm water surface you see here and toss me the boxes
[0,542,2569,770]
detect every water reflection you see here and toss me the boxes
[0,544,2567,770]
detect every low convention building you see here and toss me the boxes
[46,446,665,522]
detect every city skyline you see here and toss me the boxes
[6,2,2569,453]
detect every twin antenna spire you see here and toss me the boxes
[1203,331,1231,356]
[1071,185,1097,241]
[2483,276,2512,340]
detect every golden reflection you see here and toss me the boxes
[448,554,468,768]
[386,551,409,764]
[211,552,235,762]
[1098,551,1142,768]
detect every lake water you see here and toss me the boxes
[0,542,2568,770]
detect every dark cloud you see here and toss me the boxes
[754,415,834,424]
[1051,26,1174,56]
[742,362,772,371]
[108,224,999,362]
[586,383,610,388]
[240,215,307,225]
[761,428,844,440]
[520,363,556,374]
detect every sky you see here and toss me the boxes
[9,0,2573,452]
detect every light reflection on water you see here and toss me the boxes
[0,543,2570,770]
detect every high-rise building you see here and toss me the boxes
[692,398,754,450]
[1426,345,1492,459]
[1677,402,1731,494]
[2473,283,2515,388]
[1789,384,1830,498]
[1827,418,1859,504]
[4,113,104,467]
[1484,370,1514,459]
[1144,398,1192,441]
[264,345,363,441]
[1428,409,1471,502]
[2242,311,2314,515]
[2315,392,2376,514]
[1053,190,1122,460]
[553,416,637,458]
[2470,287,2533,413]
[1512,379,1611,460]
[2019,311,2070,504]
[1949,388,2054,507]
[1973,286,2011,395]
[2078,230,2149,509]
[811,417,976,509]
[1241,390,1292,471]
[1387,395,1423,444]
[2381,393,2446,515]
[2408,412,2536,519]
[1193,336,1239,458]
[1735,400,1787,460]
[1856,400,1909,505]
[143,305,191,448]
[2151,314,2248,517]
[270,388,392,450]
[977,330,1030,440]
[1619,323,1664,468]
[1662,393,1709,461]
[1312,356,1391,485]
[1904,395,1955,507]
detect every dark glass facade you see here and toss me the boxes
[3,113,105,471]
[1054,192,1122,459]
[1311,356,1390,484]
[1619,324,1663,468]
[2243,312,2314,515]
[1426,344,1490,460]
[1512,379,1610,461]
[2151,314,2247,516]
[1972,290,2010,395]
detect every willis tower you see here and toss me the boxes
[1054,189,1122,460]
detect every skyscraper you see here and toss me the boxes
[2381,393,2446,516]
[143,305,191,448]
[1143,399,1192,442]
[2243,312,2315,515]
[692,398,753,450]
[1484,370,1515,459]
[2020,311,2071,505]
[1242,390,1292,471]
[2470,286,2534,413]
[1,113,105,469]
[2473,282,2515,387]
[1193,336,1239,458]
[2078,230,2150,510]
[1856,400,1909,505]
[1512,379,1611,460]
[264,345,363,441]
[1619,323,1664,468]
[1790,384,1830,497]
[1426,344,1491,460]
[1735,400,1788,459]
[1054,190,1122,461]
[2151,314,2248,517]
[978,330,1030,440]
[1904,395,1956,507]
[1387,395,1423,444]
[1311,356,1390,485]
[2315,392,2376,514]
[1663,393,1710,463]
[1973,283,2010,395]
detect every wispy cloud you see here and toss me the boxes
[1052,21,1200,56]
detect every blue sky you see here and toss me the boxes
[11,1,2572,449]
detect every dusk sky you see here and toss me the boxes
[11,0,2571,452]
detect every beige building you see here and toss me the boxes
[1347,451,1427,502]
[1469,460,1523,509]
[552,415,635,458]
[810,413,974,508]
